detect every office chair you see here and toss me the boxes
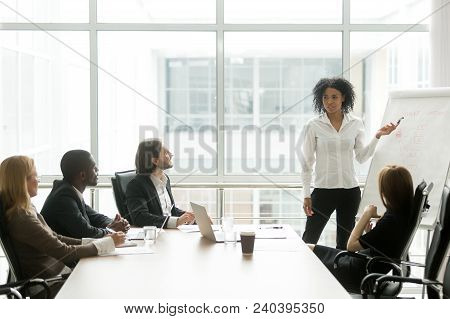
[0,278,51,299]
[366,181,433,276]
[111,170,136,220]
[0,195,65,298]
[0,195,24,283]
[367,185,450,298]
[333,181,431,297]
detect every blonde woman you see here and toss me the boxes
[0,156,125,297]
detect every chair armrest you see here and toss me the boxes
[45,274,68,283]
[0,279,48,298]
[0,286,22,299]
[374,275,442,296]
[0,275,65,299]
[333,251,371,269]
[360,273,386,298]
[366,256,415,273]
[395,260,425,268]
[360,261,403,298]
[23,278,51,298]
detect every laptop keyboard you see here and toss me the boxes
[126,231,144,240]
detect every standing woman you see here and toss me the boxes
[300,78,397,249]
[0,156,125,297]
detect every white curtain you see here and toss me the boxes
[431,0,450,87]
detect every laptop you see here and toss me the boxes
[190,202,240,243]
[191,202,288,242]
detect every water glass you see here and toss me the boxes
[222,217,236,244]
[143,226,157,243]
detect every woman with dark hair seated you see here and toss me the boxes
[0,156,125,298]
[308,165,415,292]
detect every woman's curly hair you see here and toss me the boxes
[312,77,355,114]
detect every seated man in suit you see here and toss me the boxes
[41,150,129,238]
[126,139,195,228]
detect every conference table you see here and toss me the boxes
[56,225,350,299]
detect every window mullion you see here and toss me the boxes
[217,0,225,180]
[342,0,351,79]
[89,0,99,211]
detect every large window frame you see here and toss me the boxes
[0,0,429,186]
[0,1,432,272]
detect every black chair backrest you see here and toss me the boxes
[425,185,450,298]
[0,195,24,282]
[111,178,124,216]
[401,181,429,260]
[111,170,136,220]
[369,181,430,298]
[443,258,450,299]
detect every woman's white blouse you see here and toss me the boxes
[299,113,379,198]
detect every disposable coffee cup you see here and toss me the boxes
[240,231,255,255]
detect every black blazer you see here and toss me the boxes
[125,174,184,228]
[41,180,112,239]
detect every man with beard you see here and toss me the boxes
[125,139,195,228]
[41,150,129,238]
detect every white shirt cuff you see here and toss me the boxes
[92,237,115,256]
[167,216,179,229]
[303,187,311,198]
[365,136,379,159]
[81,238,95,245]
[370,136,379,147]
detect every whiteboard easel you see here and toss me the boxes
[359,88,450,228]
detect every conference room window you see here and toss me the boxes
[224,0,342,24]
[224,32,342,175]
[259,189,303,227]
[350,0,430,24]
[94,187,218,220]
[0,0,89,22]
[349,32,430,178]
[224,188,336,245]
[97,0,215,23]
[165,58,216,130]
[224,189,301,223]
[97,31,217,175]
[388,48,399,88]
[0,31,90,175]
[417,46,430,88]
[171,188,218,218]
[225,58,254,127]
[0,0,433,261]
